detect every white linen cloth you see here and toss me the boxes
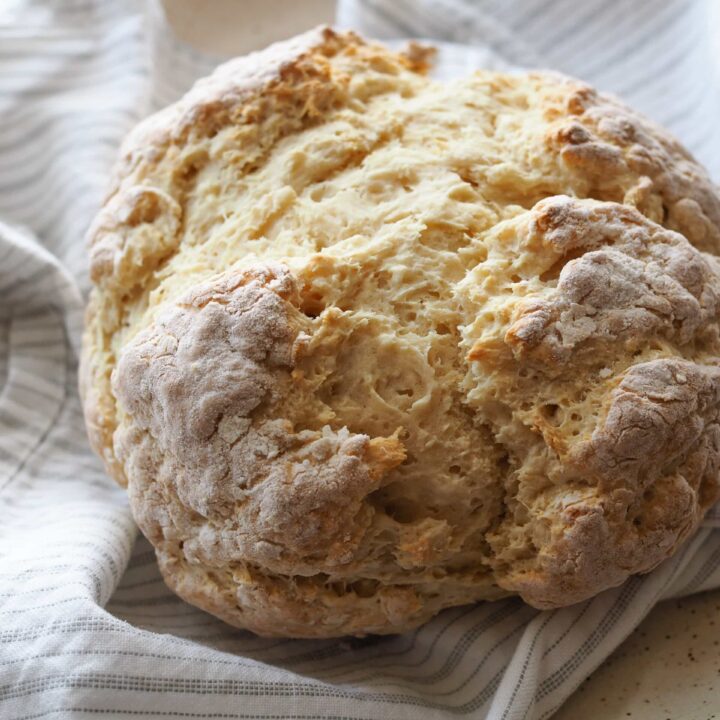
[1,1,720,718]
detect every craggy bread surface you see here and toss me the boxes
[81,27,720,637]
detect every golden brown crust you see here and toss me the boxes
[81,27,359,484]
[82,27,720,636]
[547,78,720,253]
[462,197,720,607]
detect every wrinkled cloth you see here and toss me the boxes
[1,1,720,719]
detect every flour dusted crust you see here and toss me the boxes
[80,27,720,637]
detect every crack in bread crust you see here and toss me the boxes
[81,27,720,637]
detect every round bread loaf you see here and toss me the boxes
[81,27,720,637]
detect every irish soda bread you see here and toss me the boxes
[81,27,720,637]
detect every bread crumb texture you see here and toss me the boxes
[81,27,720,637]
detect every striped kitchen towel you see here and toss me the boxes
[2,1,720,719]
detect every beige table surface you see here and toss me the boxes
[163,2,720,718]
